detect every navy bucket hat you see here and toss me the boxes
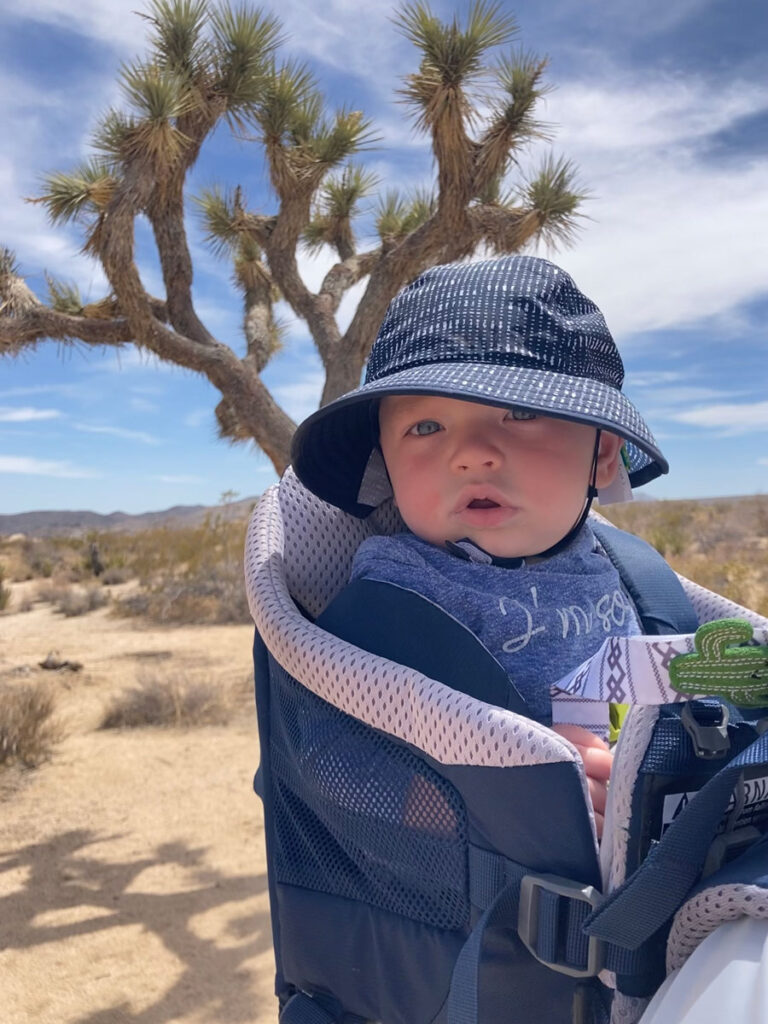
[292,255,667,517]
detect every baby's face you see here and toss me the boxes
[379,395,621,558]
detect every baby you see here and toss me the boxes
[292,255,668,835]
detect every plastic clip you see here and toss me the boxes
[681,700,730,760]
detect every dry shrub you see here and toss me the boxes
[0,564,10,612]
[35,581,70,604]
[35,582,110,617]
[11,536,84,581]
[99,671,233,730]
[115,569,249,625]
[601,495,768,614]
[100,566,131,585]
[112,514,251,625]
[57,586,110,617]
[0,682,61,769]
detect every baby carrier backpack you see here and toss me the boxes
[245,469,768,1024]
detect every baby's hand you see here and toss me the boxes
[551,724,613,839]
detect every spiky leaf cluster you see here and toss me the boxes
[375,188,436,242]
[397,0,516,93]
[519,156,587,249]
[0,248,41,318]
[141,0,211,79]
[46,275,84,315]
[253,62,376,193]
[397,0,517,130]
[196,185,245,259]
[35,160,117,226]
[304,165,378,255]
[472,50,552,196]
[210,4,282,119]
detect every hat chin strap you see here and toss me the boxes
[532,428,602,559]
[445,430,602,567]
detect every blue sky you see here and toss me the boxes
[1,0,767,514]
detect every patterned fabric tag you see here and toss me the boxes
[551,620,768,736]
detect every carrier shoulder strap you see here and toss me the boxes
[315,578,530,716]
[590,520,699,636]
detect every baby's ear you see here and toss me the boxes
[595,431,622,488]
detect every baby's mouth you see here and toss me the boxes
[467,498,500,509]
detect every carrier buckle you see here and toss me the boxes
[518,873,604,978]
[681,700,730,759]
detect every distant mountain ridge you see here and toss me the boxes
[0,496,259,537]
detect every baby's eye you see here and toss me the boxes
[505,407,537,421]
[407,419,442,436]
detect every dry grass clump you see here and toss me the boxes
[58,586,110,617]
[0,564,10,611]
[99,671,234,730]
[0,682,61,769]
[35,582,110,617]
[100,566,131,585]
[115,569,249,625]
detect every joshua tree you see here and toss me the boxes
[0,0,585,474]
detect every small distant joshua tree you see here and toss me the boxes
[0,0,586,474]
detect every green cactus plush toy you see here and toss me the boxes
[669,618,768,707]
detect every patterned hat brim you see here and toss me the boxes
[291,360,667,517]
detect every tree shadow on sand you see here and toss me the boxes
[0,828,272,1023]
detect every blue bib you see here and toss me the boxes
[350,525,640,722]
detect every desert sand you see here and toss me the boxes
[0,586,277,1024]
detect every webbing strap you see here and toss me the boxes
[585,729,768,949]
[280,993,337,1024]
[449,872,525,1024]
[590,521,699,635]
[280,993,368,1024]
[454,847,653,1024]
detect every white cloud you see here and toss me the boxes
[553,0,721,40]
[640,386,744,408]
[278,2,410,89]
[0,383,88,399]
[4,1,146,53]
[671,401,768,434]
[0,455,99,478]
[272,371,325,424]
[0,406,62,422]
[183,408,211,429]
[152,474,205,485]
[128,396,159,414]
[74,424,160,445]
[536,75,768,339]
[546,77,768,153]
[629,371,687,389]
[0,59,118,295]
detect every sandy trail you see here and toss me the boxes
[0,593,277,1024]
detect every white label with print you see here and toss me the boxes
[661,771,768,837]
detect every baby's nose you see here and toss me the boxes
[451,432,503,470]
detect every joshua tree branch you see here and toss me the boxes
[319,249,381,314]
[147,180,219,347]
[0,308,133,353]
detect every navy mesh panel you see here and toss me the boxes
[269,658,469,931]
